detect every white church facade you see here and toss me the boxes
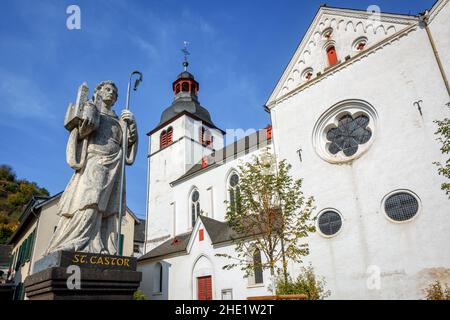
[138,0,450,300]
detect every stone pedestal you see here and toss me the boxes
[0,283,14,300]
[24,251,142,300]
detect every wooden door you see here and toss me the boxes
[197,276,212,300]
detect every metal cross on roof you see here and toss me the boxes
[182,41,190,71]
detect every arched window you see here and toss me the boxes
[327,46,338,66]
[228,172,240,213]
[175,84,181,94]
[200,127,213,147]
[160,130,167,148]
[153,262,163,293]
[253,249,263,284]
[182,82,189,92]
[167,127,173,145]
[191,189,200,227]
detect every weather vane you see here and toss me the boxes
[182,41,190,71]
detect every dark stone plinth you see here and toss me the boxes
[24,251,141,300]
[0,283,14,301]
[33,251,137,274]
[24,267,142,300]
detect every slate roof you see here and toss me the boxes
[171,127,272,186]
[159,93,215,127]
[138,215,262,262]
[139,231,192,261]
[0,245,12,266]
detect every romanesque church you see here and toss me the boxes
[138,0,450,299]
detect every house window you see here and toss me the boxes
[199,229,204,241]
[228,172,240,213]
[182,82,189,92]
[160,130,167,148]
[221,289,233,300]
[384,191,419,222]
[318,210,342,236]
[253,249,263,284]
[326,114,372,157]
[191,189,200,227]
[153,262,163,293]
[327,46,338,66]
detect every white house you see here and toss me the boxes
[139,0,450,300]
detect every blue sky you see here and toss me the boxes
[0,0,434,218]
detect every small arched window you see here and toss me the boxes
[191,189,200,227]
[253,249,263,284]
[228,172,240,213]
[160,130,167,149]
[182,82,189,92]
[327,46,338,66]
[167,127,173,145]
[153,262,163,293]
[200,127,213,147]
[175,84,181,94]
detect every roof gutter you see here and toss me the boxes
[419,10,450,95]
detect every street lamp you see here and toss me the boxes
[117,70,143,255]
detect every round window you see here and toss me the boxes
[318,210,342,236]
[384,192,419,222]
[326,114,372,157]
[312,99,378,163]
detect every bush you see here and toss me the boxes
[275,264,330,300]
[133,290,149,300]
[424,280,450,300]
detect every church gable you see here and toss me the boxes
[267,6,418,106]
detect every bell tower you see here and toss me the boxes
[144,52,225,251]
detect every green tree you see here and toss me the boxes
[434,104,450,198]
[133,290,149,300]
[424,280,450,300]
[0,165,49,244]
[217,151,315,287]
[275,264,330,300]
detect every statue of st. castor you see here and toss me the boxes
[46,81,138,255]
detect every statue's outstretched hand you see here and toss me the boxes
[121,110,137,144]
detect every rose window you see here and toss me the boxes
[326,114,372,157]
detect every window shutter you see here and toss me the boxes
[160,130,167,148]
[327,46,338,66]
[119,234,124,256]
[167,127,173,145]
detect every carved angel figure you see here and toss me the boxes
[46,81,138,255]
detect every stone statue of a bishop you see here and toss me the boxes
[46,81,138,255]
